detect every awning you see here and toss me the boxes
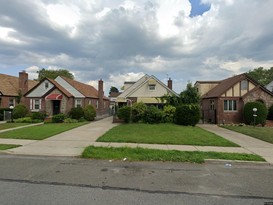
[45,94,63,100]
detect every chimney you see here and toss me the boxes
[98,79,104,114]
[19,71,28,95]
[167,78,172,90]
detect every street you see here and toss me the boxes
[0,154,273,205]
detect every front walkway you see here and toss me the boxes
[1,120,273,164]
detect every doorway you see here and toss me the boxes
[53,100,61,115]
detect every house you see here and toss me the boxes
[116,74,178,107]
[25,76,110,117]
[195,73,273,124]
[266,81,273,92]
[0,71,38,108]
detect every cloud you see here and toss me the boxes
[0,0,273,93]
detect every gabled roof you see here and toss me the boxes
[118,74,178,100]
[202,73,273,98]
[0,73,38,96]
[58,76,108,99]
[46,78,73,97]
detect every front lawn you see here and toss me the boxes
[0,123,30,131]
[97,123,239,147]
[0,122,88,140]
[0,144,21,150]
[223,126,273,144]
[82,146,264,163]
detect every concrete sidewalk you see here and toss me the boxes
[2,117,118,157]
[1,119,273,164]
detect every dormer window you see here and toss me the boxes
[45,82,49,89]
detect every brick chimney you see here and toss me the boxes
[19,71,28,95]
[167,78,172,90]
[98,79,104,115]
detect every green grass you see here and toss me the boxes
[0,144,21,150]
[223,126,273,144]
[97,123,239,147]
[82,146,265,163]
[0,122,88,140]
[0,123,30,131]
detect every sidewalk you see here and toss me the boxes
[1,119,273,164]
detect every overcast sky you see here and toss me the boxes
[1,0,273,93]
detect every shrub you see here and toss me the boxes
[117,106,131,123]
[162,105,176,123]
[52,113,66,123]
[14,117,41,123]
[131,102,147,122]
[268,104,273,120]
[84,105,96,121]
[174,104,200,126]
[31,111,46,121]
[69,107,84,120]
[12,104,28,119]
[142,106,163,124]
[243,102,268,126]
[63,118,78,123]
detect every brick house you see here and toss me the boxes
[0,71,38,108]
[195,73,273,124]
[25,76,110,117]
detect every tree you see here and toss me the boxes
[180,82,200,104]
[247,67,273,86]
[36,68,74,80]
[109,86,119,95]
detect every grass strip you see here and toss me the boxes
[0,144,21,150]
[0,123,30,131]
[223,126,273,144]
[97,123,239,147]
[82,146,264,163]
[0,122,88,140]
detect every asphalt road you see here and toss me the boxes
[0,154,273,205]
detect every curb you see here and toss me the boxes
[204,159,272,166]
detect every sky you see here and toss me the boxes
[1,0,273,94]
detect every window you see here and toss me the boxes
[75,99,82,107]
[149,85,155,90]
[34,100,40,110]
[210,100,215,110]
[30,99,41,110]
[9,98,15,107]
[45,82,49,89]
[224,100,237,111]
[96,100,98,109]
[240,80,247,90]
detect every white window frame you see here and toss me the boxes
[210,100,215,110]
[224,100,237,112]
[30,99,41,111]
[45,82,49,89]
[149,85,156,91]
[75,99,82,108]
[9,98,15,107]
[240,80,247,91]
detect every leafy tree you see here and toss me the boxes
[180,82,200,104]
[247,67,273,86]
[36,68,74,80]
[109,86,119,95]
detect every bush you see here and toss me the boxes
[131,102,147,123]
[52,113,66,123]
[84,105,96,121]
[162,105,176,123]
[12,104,28,119]
[268,104,273,120]
[14,117,41,123]
[69,107,84,120]
[117,106,131,123]
[243,102,268,126]
[174,104,200,126]
[142,106,163,124]
[63,118,78,123]
[31,111,46,121]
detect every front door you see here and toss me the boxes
[53,100,60,115]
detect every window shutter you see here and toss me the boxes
[30,99,33,110]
